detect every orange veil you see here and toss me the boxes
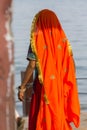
[30,9,80,130]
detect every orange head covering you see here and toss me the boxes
[30,9,80,130]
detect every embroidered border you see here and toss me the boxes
[30,12,43,84]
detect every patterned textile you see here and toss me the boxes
[27,45,38,79]
[27,44,36,61]
[28,9,80,130]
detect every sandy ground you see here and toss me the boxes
[73,112,87,130]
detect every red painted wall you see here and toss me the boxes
[0,0,15,129]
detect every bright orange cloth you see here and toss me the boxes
[30,9,80,130]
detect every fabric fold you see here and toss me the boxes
[29,9,80,130]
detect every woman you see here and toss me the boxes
[18,9,80,130]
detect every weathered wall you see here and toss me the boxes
[0,0,15,129]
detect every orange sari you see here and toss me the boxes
[29,9,80,130]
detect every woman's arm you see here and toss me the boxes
[18,60,36,101]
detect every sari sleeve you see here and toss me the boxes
[27,44,36,61]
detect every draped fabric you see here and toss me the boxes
[29,9,80,130]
